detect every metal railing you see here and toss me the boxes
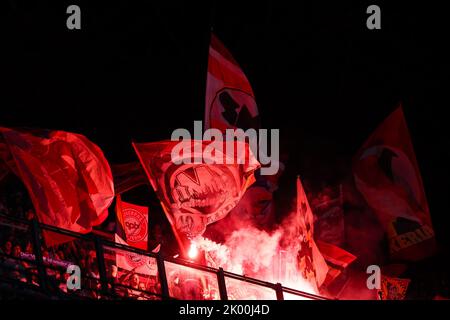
[0,213,328,300]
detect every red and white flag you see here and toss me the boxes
[353,106,436,261]
[133,140,259,240]
[205,33,260,131]
[0,128,114,246]
[295,176,329,290]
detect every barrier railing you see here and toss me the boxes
[0,213,328,300]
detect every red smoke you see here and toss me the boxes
[193,210,317,298]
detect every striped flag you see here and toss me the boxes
[205,33,260,131]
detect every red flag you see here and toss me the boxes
[316,240,357,287]
[0,128,114,246]
[353,106,436,261]
[133,140,259,240]
[205,33,260,131]
[115,195,148,251]
[295,176,329,290]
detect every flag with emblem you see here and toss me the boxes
[353,106,435,261]
[114,234,158,277]
[378,275,411,300]
[0,127,114,246]
[115,195,149,250]
[295,176,329,291]
[133,140,260,241]
[205,33,260,131]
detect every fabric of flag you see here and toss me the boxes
[115,195,149,251]
[378,275,410,300]
[205,33,260,131]
[353,106,435,261]
[316,240,357,287]
[133,140,259,238]
[295,176,329,290]
[0,127,114,246]
[111,162,147,194]
[114,234,158,276]
[317,240,356,269]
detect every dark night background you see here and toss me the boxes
[1,0,450,252]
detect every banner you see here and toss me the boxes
[19,252,72,269]
[205,33,260,131]
[115,234,158,276]
[0,127,114,246]
[116,196,149,251]
[378,275,411,300]
[353,106,436,261]
[133,140,259,238]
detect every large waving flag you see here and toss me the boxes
[133,140,259,241]
[353,106,436,261]
[0,128,114,246]
[295,176,329,291]
[205,33,260,131]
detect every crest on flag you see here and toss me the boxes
[133,140,259,238]
[124,207,148,243]
[114,234,158,276]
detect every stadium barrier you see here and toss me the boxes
[0,213,327,300]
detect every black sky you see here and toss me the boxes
[2,1,450,245]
